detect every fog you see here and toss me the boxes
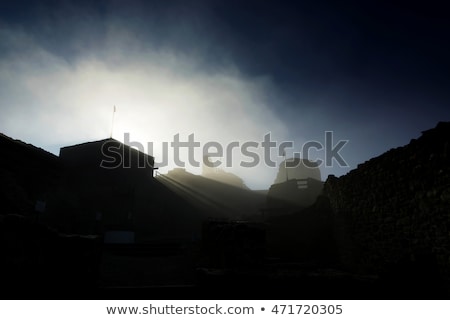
[2,1,448,189]
[0,24,292,189]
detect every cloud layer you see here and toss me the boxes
[0,22,289,188]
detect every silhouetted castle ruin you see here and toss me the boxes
[267,158,323,212]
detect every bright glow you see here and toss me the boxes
[0,27,289,189]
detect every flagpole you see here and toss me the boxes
[284,151,289,182]
[110,106,116,138]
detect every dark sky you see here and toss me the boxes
[1,0,449,188]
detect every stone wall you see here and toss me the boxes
[324,122,450,287]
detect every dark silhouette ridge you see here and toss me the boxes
[1,122,450,299]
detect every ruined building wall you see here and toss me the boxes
[324,122,450,283]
